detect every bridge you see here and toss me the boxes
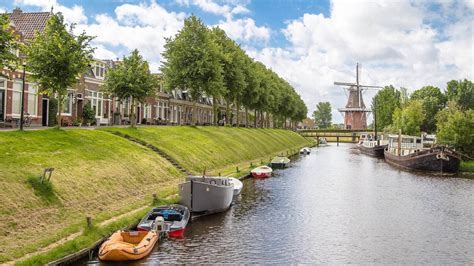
[298,130,368,144]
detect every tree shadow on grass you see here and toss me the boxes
[26,176,60,204]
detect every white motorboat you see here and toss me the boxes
[228,177,243,196]
[299,147,311,155]
[179,176,234,214]
[251,165,273,178]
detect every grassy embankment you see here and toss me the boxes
[0,129,182,265]
[460,161,474,172]
[0,127,311,265]
[102,126,314,176]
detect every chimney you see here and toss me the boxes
[12,8,22,16]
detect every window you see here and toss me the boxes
[0,80,5,121]
[89,91,103,117]
[27,85,38,116]
[61,92,73,115]
[144,103,151,119]
[93,63,106,79]
[122,98,130,117]
[12,82,22,116]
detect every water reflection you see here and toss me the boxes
[87,144,474,264]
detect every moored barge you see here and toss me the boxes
[384,134,461,173]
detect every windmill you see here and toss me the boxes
[334,63,382,130]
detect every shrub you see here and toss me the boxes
[82,101,95,125]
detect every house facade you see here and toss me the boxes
[1,8,246,128]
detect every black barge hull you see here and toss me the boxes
[357,144,388,158]
[384,148,461,173]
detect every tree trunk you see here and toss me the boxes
[225,100,230,125]
[57,94,62,129]
[254,109,257,128]
[213,97,218,126]
[192,100,197,125]
[130,97,136,128]
[245,108,249,128]
[235,101,240,127]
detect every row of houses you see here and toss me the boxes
[1,8,247,128]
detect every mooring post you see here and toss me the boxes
[337,136,339,146]
[86,216,93,228]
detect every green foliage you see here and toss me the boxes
[312,102,332,128]
[460,161,474,173]
[105,49,157,127]
[161,15,307,127]
[410,86,446,133]
[161,16,223,125]
[26,176,59,204]
[435,102,474,156]
[48,98,58,127]
[211,27,246,125]
[371,85,400,131]
[0,14,19,73]
[391,100,425,136]
[23,12,94,128]
[82,101,95,124]
[446,79,474,110]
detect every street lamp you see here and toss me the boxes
[20,61,26,131]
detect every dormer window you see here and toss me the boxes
[93,63,106,79]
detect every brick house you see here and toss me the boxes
[1,8,247,127]
[1,9,50,127]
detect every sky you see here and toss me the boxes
[1,0,473,123]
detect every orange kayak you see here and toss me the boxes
[98,230,158,261]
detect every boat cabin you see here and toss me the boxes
[386,134,436,156]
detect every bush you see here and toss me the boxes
[82,101,95,125]
[48,98,58,127]
[436,102,474,156]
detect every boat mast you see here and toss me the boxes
[374,96,378,143]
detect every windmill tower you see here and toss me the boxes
[334,63,382,130]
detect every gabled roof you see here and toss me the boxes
[8,8,51,41]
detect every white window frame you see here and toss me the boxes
[60,91,74,116]
[12,81,23,118]
[27,84,38,117]
[86,90,104,118]
[0,79,6,121]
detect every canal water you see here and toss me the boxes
[87,143,474,264]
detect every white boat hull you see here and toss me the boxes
[179,177,234,214]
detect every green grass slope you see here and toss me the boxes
[102,126,313,174]
[0,129,182,262]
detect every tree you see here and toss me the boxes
[446,79,474,110]
[0,14,19,73]
[105,49,157,127]
[211,27,246,126]
[23,13,94,128]
[161,16,223,125]
[410,85,446,133]
[391,100,425,136]
[312,102,332,128]
[436,102,474,156]
[371,85,400,132]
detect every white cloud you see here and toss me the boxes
[217,16,270,42]
[75,1,186,71]
[250,0,473,121]
[192,0,230,15]
[14,0,87,24]
[183,0,249,15]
